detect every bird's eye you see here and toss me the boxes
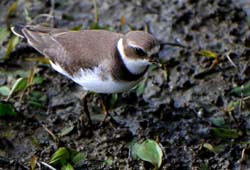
[135,48,147,56]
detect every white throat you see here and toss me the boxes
[117,38,150,75]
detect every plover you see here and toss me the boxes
[11,25,159,93]
[11,25,159,126]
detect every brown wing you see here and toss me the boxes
[22,25,122,75]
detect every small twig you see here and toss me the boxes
[240,59,250,76]
[225,51,237,69]
[40,161,57,170]
[32,14,54,25]
[31,0,55,26]
[243,95,250,101]
[42,124,59,143]
[239,144,249,163]
[93,0,99,24]
[47,0,55,27]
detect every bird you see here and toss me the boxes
[11,25,159,126]
[11,25,159,93]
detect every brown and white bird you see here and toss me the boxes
[11,25,159,94]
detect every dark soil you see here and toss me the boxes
[1,0,250,169]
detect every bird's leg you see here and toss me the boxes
[99,94,120,127]
[79,92,121,134]
[99,95,109,123]
[80,92,93,127]
[78,92,94,138]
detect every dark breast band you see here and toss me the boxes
[111,47,148,82]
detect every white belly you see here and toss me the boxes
[75,76,141,93]
[50,61,142,93]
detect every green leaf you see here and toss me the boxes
[28,91,47,108]
[200,163,209,170]
[6,1,18,18]
[0,69,30,77]
[91,22,102,29]
[203,143,214,152]
[30,155,38,170]
[25,57,50,64]
[197,50,218,59]
[70,24,83,31]
[24,7,32,23]
[0,101,17,117]
[210,128,239,139]
[57,123,74,137]
[230,82,250,97]
[4,36,19,59]
[92,0,99,26]
[28,100,46,109]
[62,163,74,170]
[50,147,86,169]
[72,152,86,165]
[109,93,118,109]
[211,117,225,127]
[30,74,44,85]
[131,139,163,169]
[0,86,10,96]
[0,27,10,45]
[104,156,113,166]
[135,80,146,94]
[203,143,226,153]
[12,77,28,92]
[227,100,240,111]
[7,77,28,100]
[50,147,70,166]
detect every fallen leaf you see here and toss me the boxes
[197,50,218,59]
[132,139,163,169]
[203,143,225,153]
[6,1,18,19]
[30,155,38,170]
[0,101,17,117]
[57,123,74,137]
[0,86,10,96]
[4,36,19,59]
[72,152,86,165]
[210,128,239,139]
[62,163,74,170]
[7,77,28,100]
[211,117,225,127]
[230,82,250,97]
[0,27,10,45]
[50,147,70,166]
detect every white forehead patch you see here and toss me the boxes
[117,38,150,75]
[127,39,142,49]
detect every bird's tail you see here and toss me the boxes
[11,25,26,39]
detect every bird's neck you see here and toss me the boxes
[117,38,150,75]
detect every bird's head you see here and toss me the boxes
[117,31,160,74]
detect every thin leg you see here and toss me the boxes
[78,92,94,138]
[99,94,120,127]
[82,92,93,126]
[79,93,120,131]
[99,95,109,123]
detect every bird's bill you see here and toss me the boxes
[148,53,162,67]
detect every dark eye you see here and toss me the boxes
[135,48,147,56]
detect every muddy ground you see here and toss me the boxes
[1,0,250,169]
